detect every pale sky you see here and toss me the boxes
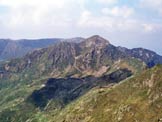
[0,0,162,54]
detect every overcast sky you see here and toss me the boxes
[0,0,162,54]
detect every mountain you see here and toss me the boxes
[0,35,147,80]
[1,35,162,79]
[0,35,162,122]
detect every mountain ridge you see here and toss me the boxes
[0,35,147,80]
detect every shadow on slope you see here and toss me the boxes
[29,69,132,109]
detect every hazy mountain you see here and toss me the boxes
[60,37,85,43]
[0,38,61,60]
[0,39,10,58]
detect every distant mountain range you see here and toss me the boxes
[0,38,60,60]
[0,37,84,60]
[0,35,162,122]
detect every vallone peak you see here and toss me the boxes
[80,35,110,48]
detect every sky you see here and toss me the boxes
[0,0,162,54]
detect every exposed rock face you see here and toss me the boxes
[48,42,78,69]
[143,74,155,88]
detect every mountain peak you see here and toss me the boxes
[81,35,110,48]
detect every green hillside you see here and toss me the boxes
[51,65,162,122]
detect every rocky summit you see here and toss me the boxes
[0,35,162,122]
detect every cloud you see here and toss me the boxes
[78,7,158,34]
[0,0,65,8]
[142,24,154,32]
[96,0,118,4]
[0,0,86,38]
[101,6,134,18]
[140,0,162,15]
[0,0,160,35]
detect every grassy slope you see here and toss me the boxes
[0,68,132,122]
[50,65,162,122]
